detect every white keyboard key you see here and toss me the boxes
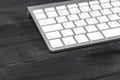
[49,39,63,48]
[97,23,109,30]
[69,8,80,14]
[97,16,109,23]
[100,9,112,15]
[62,36,76,45]
[90,11,102,17]
[35,13,46,20]
[101,3,112,9]
[45,7,55,12]
[42,24,63,32]
[78,2,89,7]
[86,18,98,25]
[39,18,56,26]
[46,31,61,39]
[56,16,68,23]
[67,14,79,21]
[58,9,69,16]
[75,34,89,43]
[85,25,98,32]
[89,1,99,5]
[80,6,91,12]
[100,0,110,3]
[33,9,43,14]
[63,22,75,29]
[56,5,67,10]
[46,11,58,18]
[74,20,87,27]
[111,0,118,1]
[108,14,120,20]
[61,29,74,37]
[67,4,78,8]
[111,7,120,13]
[91,4,102,10]
[108,21,120,28]
[111,1,120,7]
[73,27,86,34]
[79,12,91,19]
[87,32,104,41]
[102,27,120,38]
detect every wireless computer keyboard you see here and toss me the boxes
[27,0,120,52]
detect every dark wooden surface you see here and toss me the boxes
[1,0,120,80]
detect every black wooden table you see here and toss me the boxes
[1,0,120,80]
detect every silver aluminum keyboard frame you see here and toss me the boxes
[27,0,120,52]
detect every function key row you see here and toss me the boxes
[33,0,120,14]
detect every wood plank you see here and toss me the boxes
[0,0,68,9]
[0,41,120,80]
[0,21,41,46]
[97,74,120,80]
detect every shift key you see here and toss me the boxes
[102,27,120,38]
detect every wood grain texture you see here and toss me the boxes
[1,0,120,80]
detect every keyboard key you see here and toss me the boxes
[75,34,89,43]
[79,12,91,19]
[100,9,112,15]
[97,23,109,30]
[108,21,120,28]
[111,0,118,1]
[61,29,74,37]
[73,27,86,34]
[101,3,112,9]
[67,4,78,8]
[97,16,109,23]
[39,18,56,26]
[102,27,120,38]
[91,4,102,10]
[33,9,43,14]
[100,0,110,3]
[89,1,99,5]
[87,32,104,41]
[62,36,76,45]
[67,14,79,21]
[46,31,61,39]
[85,25,98,32]
[49,39,63,48]
[90,11,101,17]
[42,24,63,32]
[58,9,69,16]
[56,16,68,23]
[74,20,87,27]
[78,2,89,7]
[86,18,98,25]
[35,13,46,20]
[111,7,120,13]
[56,5,67,10]
[63,22,75,29]
[45,7,55,12]
[111,1,120,7]
[80,6,91,12]
[46,11,58,17]
[108,14,120,20]
[69,8,80,14]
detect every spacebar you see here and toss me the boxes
[102,27,120,38]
